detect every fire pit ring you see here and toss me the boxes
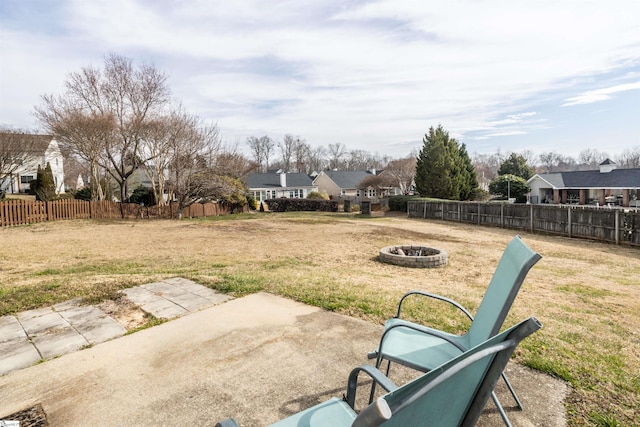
[379,245,448,268]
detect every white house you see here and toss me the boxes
[245,170,317,202]
[527,159,639,207]
[0,133,65,195]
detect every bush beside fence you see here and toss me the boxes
[408,200,640,247]
[0,199,239,227]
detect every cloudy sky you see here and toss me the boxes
[1,0,639,160]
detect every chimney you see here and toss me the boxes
[279,172,286,187]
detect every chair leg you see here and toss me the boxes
[501,372,523,410]
[492,391,512,427]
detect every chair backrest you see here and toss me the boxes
[352,317,542,427]
[466,235,541,348]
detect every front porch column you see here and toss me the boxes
[579,189,587,205]
[599,189,606,206]
[622,189,630,207]
[553,189,560,204]
[561,190,567,204]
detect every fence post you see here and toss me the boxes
[567,207,572,238]
[501,204,504,228]
[458,202,461,222]
[477,203,481,225]
[615,210,620,245]
[423,201,426,219]
[530,204,534,233]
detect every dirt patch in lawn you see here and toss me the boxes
[97,294,147,330]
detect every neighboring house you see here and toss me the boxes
[246,170,317,202]
[527,159,640,207]
[0,133,65,195]
[313,169,401,201]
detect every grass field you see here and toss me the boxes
[1,212,638,426]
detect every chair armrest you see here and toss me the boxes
[344,365,398,409]
[396,290,474,322]
[215,419,240,427]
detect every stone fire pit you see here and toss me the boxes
[379,245,448,268]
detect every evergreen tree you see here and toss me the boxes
[488,174,529,202]
[415,125,479,200]
[31,162,57,201]
[498,153,534,180]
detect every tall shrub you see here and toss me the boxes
[31,162,57,201]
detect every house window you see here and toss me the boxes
[288,189,304,198]
[20,175,35,184]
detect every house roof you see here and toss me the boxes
[316,170,374,189]
[0,133,55,154]
[528,168,640,189]
[246,172,314,188]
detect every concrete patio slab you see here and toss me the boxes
[122,287,189,318]
[59,306,126,345]
[0,292,566,427]
[30,326,89,360]
[0,279,233,376]
[123,278,232,319]
[17,310,68,335]
[0,315,27,343]
[0,337,41,373]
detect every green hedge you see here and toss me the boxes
[265,198,339,212]
[388,195,419,211]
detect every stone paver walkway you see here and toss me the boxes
[0,278,231,375]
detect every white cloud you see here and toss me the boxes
[562,82,640,106]
[1,0,639,156]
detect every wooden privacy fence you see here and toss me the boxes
[0,199,240,227]
[408,200,640,247]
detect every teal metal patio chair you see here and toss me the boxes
[216,317,542,427]
[367,235,541,427]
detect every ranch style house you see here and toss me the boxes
[527,159,639,207]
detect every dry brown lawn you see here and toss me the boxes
[1,212,638,425]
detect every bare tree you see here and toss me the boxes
[167,118,222,218]
[279,134,296,172]
[247,136,265,172]
[538,151,564,173]
[385,156,417,194]
[293,139,310,174]
[214,143,258,179]
[519,149,537,166]
[472,152,500,189]
[35,54,171,206]
[247,135,275,172]
[139,108,206,206]
[358,173,396,196]
[306,145,328,173]
[0,129,41,195]
[578,148,609,168]
[327,143,346,170]
[346,149,383,171]
[260,136,275,171]
[615,146,640,168]
[35,102,113,200]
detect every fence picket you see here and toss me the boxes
[0,199,241,227]
[409,200,639,247]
